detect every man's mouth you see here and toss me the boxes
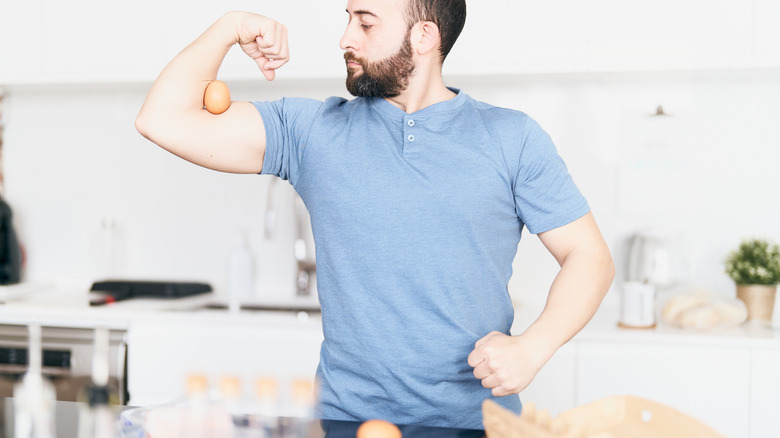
[344,52,365,71]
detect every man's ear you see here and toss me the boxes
[410,21,441,56]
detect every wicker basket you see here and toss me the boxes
[736,284,777,323]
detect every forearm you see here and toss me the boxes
[521,243,614,362]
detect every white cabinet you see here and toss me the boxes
[1,0,777,85]
[752,0,780,68]
[127,316,323,406]
[519,341,576,417]
[0,0,44,82]
[0,0,166,84]
[586,0,753,71]
[575,339,751,438]
[445,0,589,76]
[750,348,780,438]
[37,0,167,83]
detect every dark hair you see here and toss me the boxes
[405,0,467,63]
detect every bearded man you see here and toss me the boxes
[136,0,614,431]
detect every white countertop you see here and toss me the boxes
[2,284,779,349]
[512,295,780,350]
[0,284,321,330]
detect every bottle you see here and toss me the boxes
[14,324,56,438]
[77,327,118,438]
[251,377,280,437]
[286,379,318,438]
[182,374,234,438]
[227,233,255,312]
[218,374,245,426]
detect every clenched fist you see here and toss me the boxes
[231,12,290,81]
[467,331,551,397]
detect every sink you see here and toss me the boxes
[169,300,321,316]
[198,303,321,314]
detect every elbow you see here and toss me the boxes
[135,111,152,140]
[607,257,616,285]
[603,248,616,289]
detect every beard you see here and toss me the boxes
[344,35,415,98]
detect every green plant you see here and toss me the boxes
[725,238,780,285]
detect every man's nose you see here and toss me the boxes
[339,22,358,51]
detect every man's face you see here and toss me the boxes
[340,0,416,97]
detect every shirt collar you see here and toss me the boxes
[367,87,467,122]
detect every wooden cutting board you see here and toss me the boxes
[483,395,726,438]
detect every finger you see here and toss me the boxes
[280,24,289,59]
[261,67,276,81]
[258,24,284,59]
[467,349,484,367]
[255,25,276,50]
[472,362,491,380]
[480,373,500,390]
[264,56,288,71]
[271,26,290,66]
[475,331,501,349]
[492,386,512,397]
[256,57,276,81]
[271,22,286,57]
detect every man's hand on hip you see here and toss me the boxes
[467,331,550,397]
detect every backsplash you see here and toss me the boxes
[3,71,780,306]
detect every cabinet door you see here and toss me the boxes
[752,0,780,68]
[587,0,752,71]
[0,0,43,82]
[751,348,780,438]
[445,0,588,76]
[576,340,750,438]
[519,342,576,417]
[39,0,167,83]
[127,318,323,406]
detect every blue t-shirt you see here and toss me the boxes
[253,89,589,429]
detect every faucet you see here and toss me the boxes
[264,178,316,297]
[293,193,316,297]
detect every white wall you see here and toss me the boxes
[3,71,780,313]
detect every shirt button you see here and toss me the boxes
[407,119,415,127]
[408,135,415,142]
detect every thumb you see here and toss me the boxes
[475,331,502,349]
[252,56,276,81]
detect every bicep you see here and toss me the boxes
[537,212,607,266]
[142,101,267,174]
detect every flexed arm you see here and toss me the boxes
[135,11,289,174]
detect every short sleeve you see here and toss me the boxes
[513,118,590,234]
[252,97,323,186]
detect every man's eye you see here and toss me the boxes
[361,24,373,30]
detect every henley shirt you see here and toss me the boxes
[253,89,589,429]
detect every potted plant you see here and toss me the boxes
[724,238,780,324]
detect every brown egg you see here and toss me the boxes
[203,80,231,114]
[356,419,402,438]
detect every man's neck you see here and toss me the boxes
[384,69,456,114]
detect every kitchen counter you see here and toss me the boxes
[1,285,779,349]
[0,285,322,331]
[512,294,780,349]
[3,285,779,437]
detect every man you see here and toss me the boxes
[136,0,614,430]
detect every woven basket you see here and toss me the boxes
[736,284,777,323]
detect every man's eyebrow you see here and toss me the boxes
[346,9,378,18]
